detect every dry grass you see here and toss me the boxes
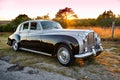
[69,26,120,40]
[92,27,120,40]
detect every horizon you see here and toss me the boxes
[0,9,119,21]
[0,0,120,20]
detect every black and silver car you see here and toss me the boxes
[7,20,103,66]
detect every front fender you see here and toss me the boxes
[41,34,79,55]
[54,35,79,55]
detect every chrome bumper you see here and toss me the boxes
[74,45,103,58]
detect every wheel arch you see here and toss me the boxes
[9,34,21,46]
[53,39,79,56]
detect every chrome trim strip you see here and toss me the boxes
[100,46,103,51]
[20,48,52,56]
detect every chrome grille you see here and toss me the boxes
[87,32,94,46]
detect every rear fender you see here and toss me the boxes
[9,34,20,44]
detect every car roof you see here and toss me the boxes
[23,20,54,23]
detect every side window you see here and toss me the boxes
[23,23,29,30]
[30,22,41,30]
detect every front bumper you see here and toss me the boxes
[74,45,103,58]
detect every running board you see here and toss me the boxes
[20,48,52,56]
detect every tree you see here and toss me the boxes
[115,15,120,26]
[54,7,78,28]
[97,10,115,27]
[12,14,31,27]
[10,14,31,30]
[73,19,97,27]
[35,14,50,20]
[0,14,31,32]
[10,14,31,31]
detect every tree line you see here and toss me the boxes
[0,7,120,32]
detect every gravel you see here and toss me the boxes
[0,60,76,80]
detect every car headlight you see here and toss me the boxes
[94,33,101,44]
[83,37,88,52]
[83,36,87,44]
[97,36,101,43]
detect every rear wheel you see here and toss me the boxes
[12,40,19,51]
[57,45,74,66]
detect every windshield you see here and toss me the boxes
[41,21,62,30]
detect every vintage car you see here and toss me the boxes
[7,20,103,66]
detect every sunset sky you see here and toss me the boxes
[0,0,120,20]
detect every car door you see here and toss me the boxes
[27,21,43,51]
[40,21,55,54]
[19,22,30,48]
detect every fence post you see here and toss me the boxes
[112,21,115,39]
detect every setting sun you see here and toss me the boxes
[67,15,77,20]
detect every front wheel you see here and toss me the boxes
[57,45,74,66]
[12,40,19,51]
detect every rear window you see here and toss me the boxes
[23,23,29,30]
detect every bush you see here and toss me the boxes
[0,24,15,32]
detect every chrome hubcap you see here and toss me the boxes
[57,47,70,64]
[13,41,18,51]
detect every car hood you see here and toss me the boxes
[42,29,94,37]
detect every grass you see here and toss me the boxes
[96,41,120,74]
[0,32,57,66]
[0,32,120,79]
